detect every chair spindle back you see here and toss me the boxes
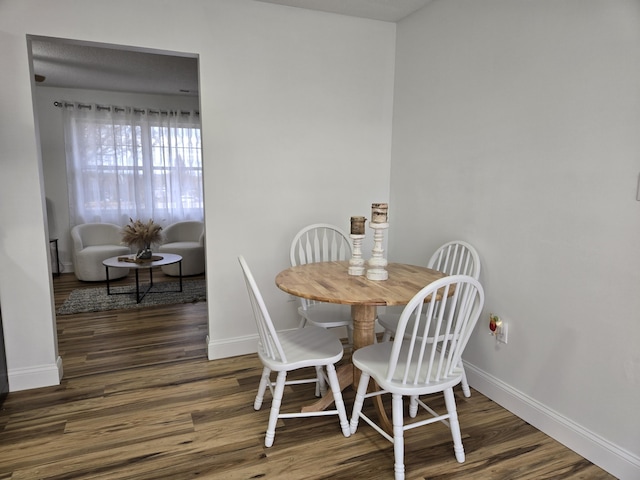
[428,240,481,279]
[290,224,352,309]
[388,275,484,386]
[290,224,351,266]
[238,256,287,364]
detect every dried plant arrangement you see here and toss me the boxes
[121,218,163,251]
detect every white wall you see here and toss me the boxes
[4,0,635,477]
[0,0,395,389]
[36,86,201,274]
[0,22,61,391]
[389,0,640,478]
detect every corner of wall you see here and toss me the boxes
[8,356,63,392]
[464,362,640,480]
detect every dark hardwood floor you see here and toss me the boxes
[0,272,614,479]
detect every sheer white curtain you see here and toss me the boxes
[61,102,203,227]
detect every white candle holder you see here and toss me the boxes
[348,234,366,276]
[367,222,389,281]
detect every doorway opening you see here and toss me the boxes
[28,35,208,378]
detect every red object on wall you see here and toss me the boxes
[489,316,497,332]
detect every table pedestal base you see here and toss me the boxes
[301,364,352,413]
[300,304,393,434]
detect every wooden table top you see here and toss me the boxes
[275,261,447,307]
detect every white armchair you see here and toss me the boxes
[158,221,205,276]
[70,223,130,281]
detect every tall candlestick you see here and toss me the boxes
[348,232,366,276]
[371,203,388,223]
[367,221,389,281]
[350,216,366,235]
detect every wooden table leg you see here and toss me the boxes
[351,304,376,386]
[352,305,393,435]
[300,364,352,413]
[299,303,393,435]
[299,304,373,414]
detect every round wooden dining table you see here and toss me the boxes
[275,260,448,430]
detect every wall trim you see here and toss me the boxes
[465,362,639,480]
[60,261,73,274]
[9,355,63,392]
[206,326,351,361]
[207,333,258,360]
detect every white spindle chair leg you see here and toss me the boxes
[349,372,370,434]
[326,363,350,438]
[265,370,287,448]
[254,366,271,410]
[408,395,419,418]
[443,387,465,463]
[392,393,406,480]
[315,366,327,397]
[381,329,392,342]
[460,365,471,397]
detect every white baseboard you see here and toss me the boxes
[206,326,356,360]
[9,355,63,392]
[207,333,258,360]
[464,362,640,480]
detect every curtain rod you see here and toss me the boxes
[53,101,199,116]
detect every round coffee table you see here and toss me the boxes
[102,253,183,303]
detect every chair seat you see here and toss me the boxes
[299,303,352,329]
[377,312,403,335]
[378,312,438,340]
[379,312,459,345]
[259,326,344,371]
[352,341,463,396]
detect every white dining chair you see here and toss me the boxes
[290,224,354,345]
[349,275,484,480]
[377,240,481,397]
[238,256,351,447]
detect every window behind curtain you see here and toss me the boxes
[61,102,203,227]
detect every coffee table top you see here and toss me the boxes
[103,253,182,269]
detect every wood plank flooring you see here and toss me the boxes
[0,272,615,479]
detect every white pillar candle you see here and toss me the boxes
[350,216,366,235]
[371,203,388,223]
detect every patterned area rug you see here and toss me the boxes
[57,280,206,315]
